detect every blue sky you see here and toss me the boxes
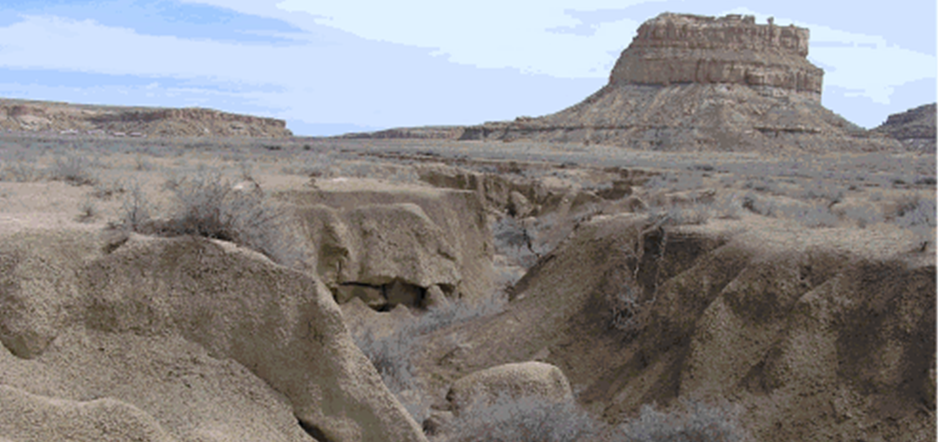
[0,0,934,136]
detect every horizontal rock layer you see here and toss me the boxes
[0,98,292,138]
[874,103,936,152]
[610,13,823,96]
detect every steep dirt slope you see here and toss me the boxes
[417,213,935,441]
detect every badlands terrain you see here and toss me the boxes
[0,11,936,442]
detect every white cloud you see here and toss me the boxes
[271,0,650,78]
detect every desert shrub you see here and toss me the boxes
[837,205,883,229]
[742,178,776,193]
[658,204,710,226]
[893,195,936,228]
[281,153,335,178]
[121,167,305,268]
[92,178,126,200]
[800,180,845,203]
[608,283,648,335]
[134,154,156,171]
[0,159,44,182]
[434,392,598,442]
[644,172,705,193]
[118,180,153,231]
[491,217,537,268]
[792,203,840,228]
[618,398,748,442]
[49,153,98,185]
[711,193,743,220]
[76,198,98,223]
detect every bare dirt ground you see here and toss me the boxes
[0,131,934,442]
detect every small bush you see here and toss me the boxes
[119,181,153,231]
[121,167,305,268]
[92,178,126,200]
[894,195,936,228]
[618,398,748,442]
[435,392,598,442]
[49,154,98,186]
[0,159,44,182]
[134,154,156,171]
[608,283,647,335]
[76,198,98,223]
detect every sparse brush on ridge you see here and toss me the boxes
[433,392,599,442]
[0,158,44,182]
[118,167,306,268]
[617,398,749,442]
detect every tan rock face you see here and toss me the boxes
[874,103,937,152]
[611,13,823,99]
[0,98,291,138]
[0,230,428,442]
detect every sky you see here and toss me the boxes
[0,0,934,136]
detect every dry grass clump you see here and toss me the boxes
[617,398,748,442]
[92,178,126,200]
[433,392,598,442]
[117,167,305,268]
[49,153,99,186]
[0,158,44,182]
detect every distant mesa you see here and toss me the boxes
[0,98,292,138]
[349,12,904,153]
[873,103,937,153]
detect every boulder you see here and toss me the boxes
[507,191,534,218]
[446,362,574,417]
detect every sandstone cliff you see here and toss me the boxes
[610,13,823,100]
[874,103,936,152]
[0,98,292,138]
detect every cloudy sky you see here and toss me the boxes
[0,0,934,136]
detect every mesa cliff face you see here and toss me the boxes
[874,103,937,152]
[456,12,901,153]
[610,13,823,100]
[0,98,292,138]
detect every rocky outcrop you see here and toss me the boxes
[610,13,823,99]
[282,181,495,307]
[341,126,466,140]
[0,98,292,138]
[0,229,428,442]
[874,103,936,152]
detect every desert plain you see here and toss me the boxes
[0,11,935,442]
